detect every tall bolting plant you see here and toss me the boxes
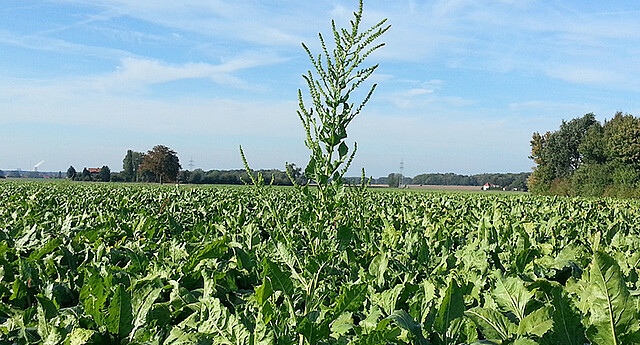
[296,0,389,202]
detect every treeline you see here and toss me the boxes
[35,143,530,189]
[117,147,308,185]
[529,112,640,197]
[411,172,529,189]
[176,167,308,186]
[345,172,530,190]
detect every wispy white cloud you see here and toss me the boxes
[407,88,434,96]
[1,78,300,137]
[0,30,131,60]
[95,54,287,91]
[544,66,625,86]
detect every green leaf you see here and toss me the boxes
[9,279,28,307]
[64,328,96,345]
[372,283,403,316]
[517,306,553,337]
[368,253,388,287]
[338,142,348,158]
[513,338,539,345]
[197,297,251,344]
[255,277,273,307]
[330,312,353,337]
[545,286,587,345]
[261,300,275,324]
[28,237,63,261]
[261,258,293,296]
[353,328,402,345]
[297,314,330,344]
[106,284,134,339]
[331,282,367,319]
[163,328,205,345]
[79,267,108,326]
[131,278,163,332]
[360,305,384,331]
[36,294,58,320]
[434,278,466,335]
[275,241,306,286]
[388,310,428,345]
[584,251,639,345]
[493,274,532,322]
[465,307,517,342]
[189,237,229,268]
[147,305,171,328]
[305,158,316,178]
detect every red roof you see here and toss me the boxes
[88,168,101,173]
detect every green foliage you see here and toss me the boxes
[106,284,133,339]
[297,0,389,202]
[66,166,76,180]
[387,173,401,188]
[98,165,111,182]
[581,252,640,345]
[530,111,640,197]
[2,177,640,344]
[139,145,181,183]
[122,150,144,182]
[604,112,640,167]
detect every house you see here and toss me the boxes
[87,168,101,174]
[482,183,500,191]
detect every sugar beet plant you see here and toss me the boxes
[296,0,389,203]
[3,181,640,344]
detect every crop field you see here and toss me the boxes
[1,180,639,344]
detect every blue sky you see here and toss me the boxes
[2,0,640,177]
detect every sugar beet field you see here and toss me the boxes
[1,181,639,345]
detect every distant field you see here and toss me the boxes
[406,184,482,191]
[369,184,483,191]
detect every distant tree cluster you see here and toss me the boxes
[386,173,402,188]
[114,145,305,186]
[111,145,181,183]
[344,173,528,190]
[66,165,111,182]
[411,172,529,190]
[178,164,307,186]
[138,145,181,184]
[122,150,144,182]
[56,141,529,189]
[529,112,640,197]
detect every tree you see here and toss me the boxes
[123,150,145,182]
[189,169,204,184]
[387,173,400,188]
[139,145,181,184]
[99,165,111,182]
[579,123,606,165]
[546,113,598,178]
[81,168,92,181]
[604,112,640,168]
[528,113,598,193]
[529,111,640,196]
[0,169,5,179]
[67,166,76,180]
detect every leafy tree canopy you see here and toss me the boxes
[529,111,640,197]
[122,150,144,182]
[139,145,181,184]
